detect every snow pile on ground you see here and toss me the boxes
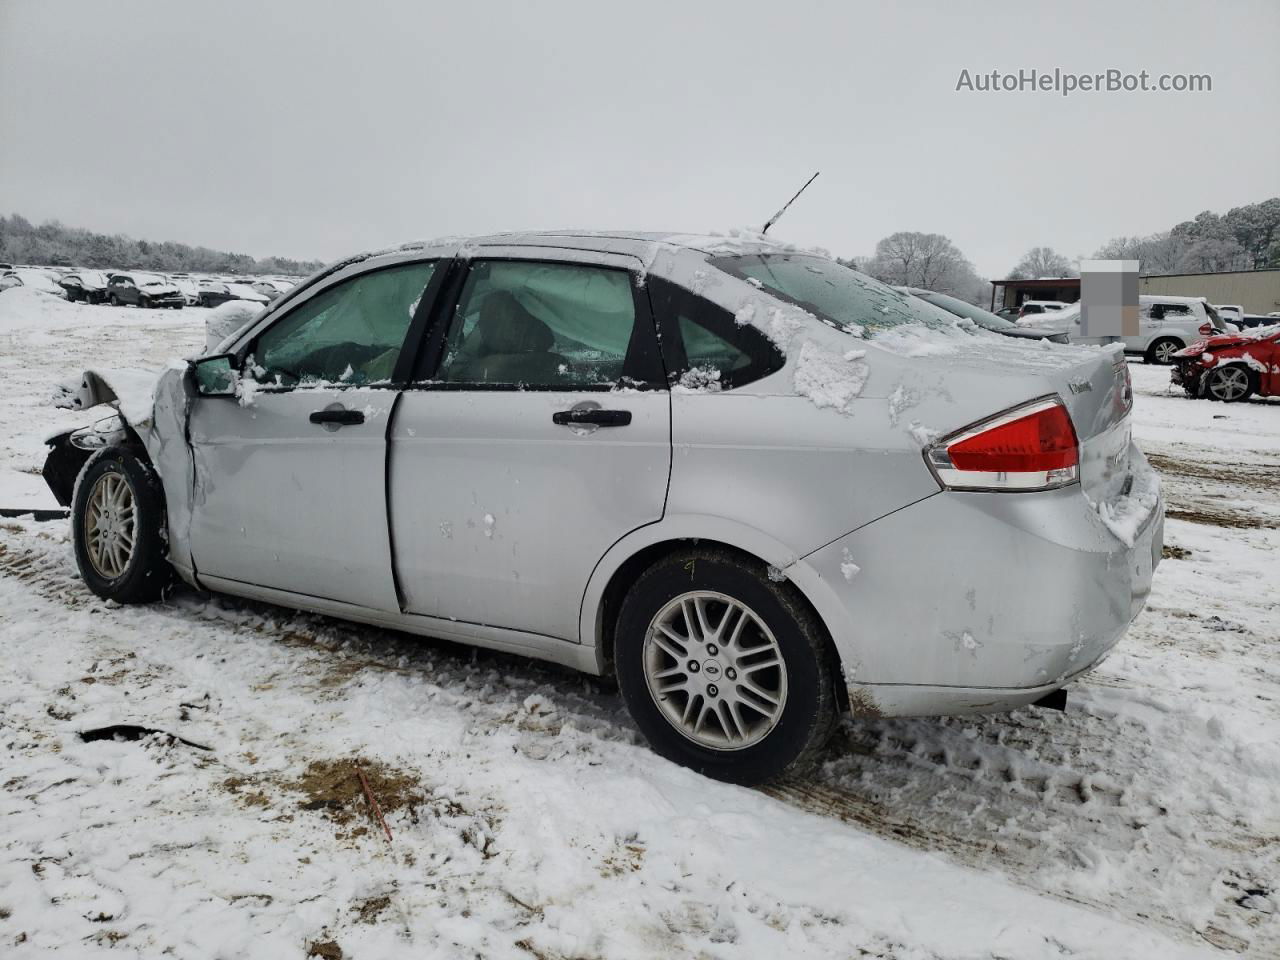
[0,287,86,332]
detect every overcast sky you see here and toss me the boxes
[2,0,1277,276]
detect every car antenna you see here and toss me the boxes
[761,171,820,235]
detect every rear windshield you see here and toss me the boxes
[709,254,954,334]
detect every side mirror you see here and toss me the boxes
[191,354,238,397]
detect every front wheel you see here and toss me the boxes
[72,447,173,603]
[1205,365,1254,403]
[1146,337,1183,365]
[615,549,839,785]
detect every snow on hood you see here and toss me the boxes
[62,368,166,428]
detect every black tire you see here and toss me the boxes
[1145,337,1183,365]
[108,294,120,307]
[1204,365,1255,403]
[615,548,839,785]
[72,447,173,603]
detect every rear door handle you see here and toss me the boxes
[552,408,632,427]
[309,408,365,426]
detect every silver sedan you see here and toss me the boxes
[46,231,1163,784]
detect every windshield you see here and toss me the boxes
[912,290,1016,331]
[710,254,955,334]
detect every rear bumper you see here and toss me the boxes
[803,455,1163,717]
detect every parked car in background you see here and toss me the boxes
[1171,323,1280,401]
[1022,295,1233,363]
[896,287,1069,343]
[1018,300,1071,318]
[1213,304,1244,327]
[0,267,69,298]
[58,269,111,303]
[43,231,1161,784]
[197,280,271,308]
[246,278,293,301]
[106,272,185,309]
[168,274,200,306]
[1240,314,1276,329]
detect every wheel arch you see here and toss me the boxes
[580,516,856,692]
[1207,360,1259,394]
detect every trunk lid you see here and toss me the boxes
[1037,345,1133,503]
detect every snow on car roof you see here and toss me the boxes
[1141,294,1208,304]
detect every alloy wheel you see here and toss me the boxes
[1209,367,1250,401]
[85,472,136,579]
[642,590,788,751]
[1154,340,1179,363]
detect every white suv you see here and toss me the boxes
[1022,295,1232,363]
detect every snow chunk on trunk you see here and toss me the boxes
[793,342,870,415]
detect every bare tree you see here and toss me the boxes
[864,231,976,296]
[1008,246,1077,280]
[1093,233,1183,274]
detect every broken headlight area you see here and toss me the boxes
[70,414,128,450]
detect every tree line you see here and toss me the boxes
[846,196,1280,306]
[0,214,325,276]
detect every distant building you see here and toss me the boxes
[991,267,1280,315]
[989,277,1080,311]
[1138,268,1280,315]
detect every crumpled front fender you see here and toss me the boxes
[53,367,198,580]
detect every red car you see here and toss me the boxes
[1171,324,1280,402]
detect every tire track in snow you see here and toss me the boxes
[2,525,1275,955]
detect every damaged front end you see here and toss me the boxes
[42,366,199,584]
[43,414,132,506]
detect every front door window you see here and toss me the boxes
[249,261,437,388]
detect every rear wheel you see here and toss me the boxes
[1146,337,1183,365]
[72,447,173,603]
[615,549,838,785]
[1205,365,1254,403]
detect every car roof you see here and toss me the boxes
[380,230,810,263]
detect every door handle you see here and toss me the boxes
[552,408,632,427]
[309,408,365,426]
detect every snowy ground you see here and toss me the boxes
[1,291,1277,959]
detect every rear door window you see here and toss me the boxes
[647,275,784,390]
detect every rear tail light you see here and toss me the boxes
[1198,322,1213,336]
[924,397,1079,491]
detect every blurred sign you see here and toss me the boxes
[1080,260,1138,338]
